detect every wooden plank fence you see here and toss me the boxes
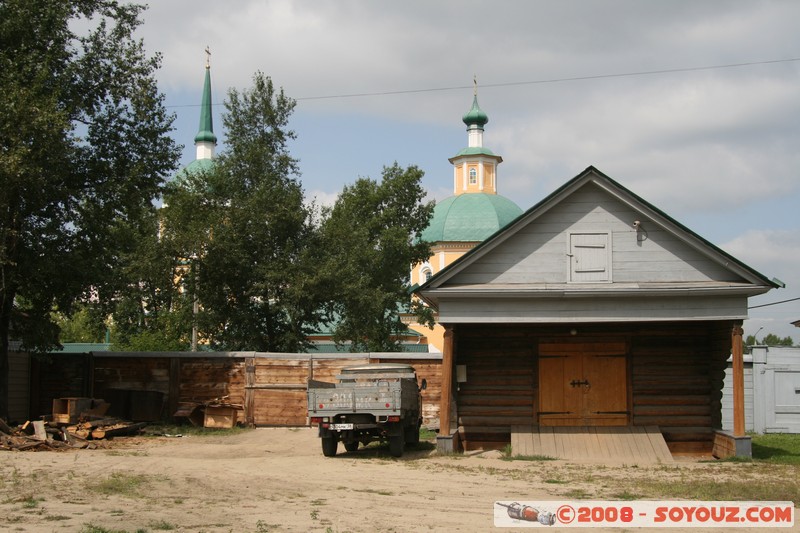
[28,351,441,429]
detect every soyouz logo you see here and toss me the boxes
[494,501,795,528]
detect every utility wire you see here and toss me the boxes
[297,57,800,101]
[749,296,800,310]
[165,56,800,108]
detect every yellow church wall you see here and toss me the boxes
[410,242,479,351]
[484,165,495,193]
[407,322,445,353]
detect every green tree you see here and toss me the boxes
[0,0,179,418]
[745,333,794,347]
[107,210,193,351]
[162,72,321,351]
[319,163,434,351]
[53,305,108,344]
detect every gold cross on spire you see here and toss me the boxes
[473,74,478,96]
[205,46,211,68]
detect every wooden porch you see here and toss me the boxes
[511,425,674,464]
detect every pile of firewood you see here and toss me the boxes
[0,416,146,452]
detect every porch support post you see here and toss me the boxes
[732,321,745,437]
[436,324,461,453]
[439,324,454,434]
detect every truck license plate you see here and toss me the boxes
[329,423,353,430]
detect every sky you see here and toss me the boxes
[135,0,799,342]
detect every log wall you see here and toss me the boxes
[456,326,536,450]
[29,353,92,420]
[453,321,733,453]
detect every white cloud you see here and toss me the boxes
[721,230,800,341]
[135,0,800,338]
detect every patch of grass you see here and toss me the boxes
[499,443,556,462]
[45,515,72,522]
[255,521,281,532]
[79,525,147,533]
[86,472,149,498]
[609,490,642,500]
[752,434,800,464]
[584,463,800,503]
[21,496,42,508]
[564,488,592,498]
[143,423,250,438]
[634,476,800,502]
[419,427,438,440]
[353,488,394,496]
[149,519,176,530]
[105,450,148,457]
[500,443,513,458]
[505,453,557,462]
[544,478,567,484]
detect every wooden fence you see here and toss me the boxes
[723,346,800,433]
[27,351,442,429]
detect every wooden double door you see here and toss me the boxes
[538,340,629,426]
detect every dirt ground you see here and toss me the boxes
[1,428,798,533]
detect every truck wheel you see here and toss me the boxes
[321,436,338,457]
[404,422,420,445]
[389,434,404,457]
[344,441,359,452]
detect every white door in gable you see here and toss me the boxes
[569,232,610,282]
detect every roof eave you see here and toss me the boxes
[420,283,772,304]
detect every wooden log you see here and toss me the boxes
[32,420,47,441]
[91,422,147,440]
[0,418,12,435]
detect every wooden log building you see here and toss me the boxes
[417,166,778,458]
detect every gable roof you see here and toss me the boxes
[416,165,778,304]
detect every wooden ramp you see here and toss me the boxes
[511,426,673,464]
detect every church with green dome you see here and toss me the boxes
[178,51,217,179]
[409,89,523,351]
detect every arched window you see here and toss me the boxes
[421,267,433,282]
[469,168,477,184]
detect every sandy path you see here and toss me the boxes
[1,428,797,532]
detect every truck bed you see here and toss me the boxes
[307,379,418,417]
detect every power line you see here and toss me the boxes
[165,56,800,109]
[297,57,800,101]
[749,296,800,310]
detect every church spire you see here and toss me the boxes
[194,47,216,160]
[449,78,502,195]
[462,76,488,148]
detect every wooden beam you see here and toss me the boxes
[244,357,255,427]
[731,322,745,437]
[439,324,454,434]
[168,357,180,422]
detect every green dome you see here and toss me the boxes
[462,95,488,128]
[176,158,215,180]
[420,193,522,243]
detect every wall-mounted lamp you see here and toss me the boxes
[633,220,648,242]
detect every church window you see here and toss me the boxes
[421,267,433,282]
[469,168,477,184]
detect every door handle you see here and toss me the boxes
[569,379,590,387]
